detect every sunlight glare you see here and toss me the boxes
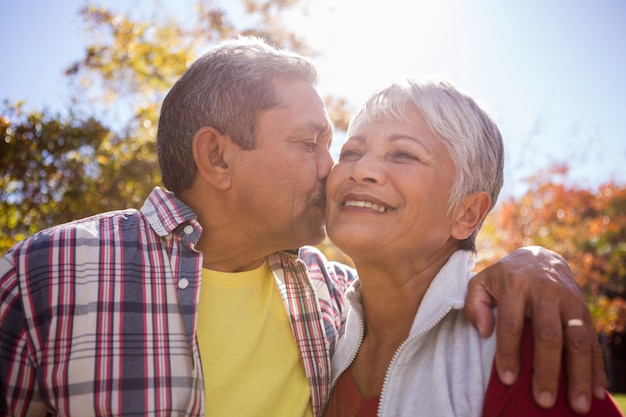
[296,0,456,102]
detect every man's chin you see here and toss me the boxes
[296,223,326,248]
[309,230,327,246]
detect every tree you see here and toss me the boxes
[477,164,626,335]
[0,0,353,254]
[476,165,626,391]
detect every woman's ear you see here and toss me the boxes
[192,126,233,190]
[451,191,492,240]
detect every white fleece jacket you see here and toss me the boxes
[329,250,497,417]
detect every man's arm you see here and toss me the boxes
[465,246,607,415]
[1,251,41,416]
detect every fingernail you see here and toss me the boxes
[575,395,589,413]
[594,387,606,400]
[501,371,515,385]
[538,391,554,408]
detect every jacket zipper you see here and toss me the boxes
[377,305,453,416]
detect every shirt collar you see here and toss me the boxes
[140,187,201,243]
[140,187,308,254]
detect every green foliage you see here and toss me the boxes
[65,0,314,115]
[0,0,331,255]
[0,101,160,253]
[612,393,626,412]
[1,102,103,243]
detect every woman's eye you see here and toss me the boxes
[392,151,419,161]
[338,149,360,161]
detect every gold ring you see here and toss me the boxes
[567,318,584,327]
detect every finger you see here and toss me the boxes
[465,276,496,337]
[591,330,608,400]
[580,303,609,401]
[530,295,563,409]
[547,251,609,405]
[564,305,606,414]
[493,292,526,386]
[562,313,593,413]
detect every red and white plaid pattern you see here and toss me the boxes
[0,187,354,416]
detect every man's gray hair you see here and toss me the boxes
[157,36,319,193]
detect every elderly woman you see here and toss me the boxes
[322,79,621,416]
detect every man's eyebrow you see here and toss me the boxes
[291,121,328,134]
[314,121,333,135]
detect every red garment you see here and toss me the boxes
[324,319,623,417]
[323,369,379,417]
[482,320,623,417]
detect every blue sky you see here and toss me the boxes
[2,0,625,198]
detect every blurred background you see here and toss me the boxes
[2,0,625,400]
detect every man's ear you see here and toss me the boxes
[192,126,233,190]
[451,191,492,240]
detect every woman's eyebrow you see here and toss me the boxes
[388,134,432,153]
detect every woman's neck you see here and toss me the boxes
[356,261,436,342]
[348,250,454,397]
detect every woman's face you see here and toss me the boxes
[325,106,458,262]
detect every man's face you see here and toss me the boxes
[230,78,334,251]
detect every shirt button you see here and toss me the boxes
[178,278,190,289]
[183,225,194,235]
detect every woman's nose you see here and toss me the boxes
[349,153,385,184]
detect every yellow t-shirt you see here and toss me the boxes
[198,260,313,417]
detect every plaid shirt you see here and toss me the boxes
[0,187,354,417]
